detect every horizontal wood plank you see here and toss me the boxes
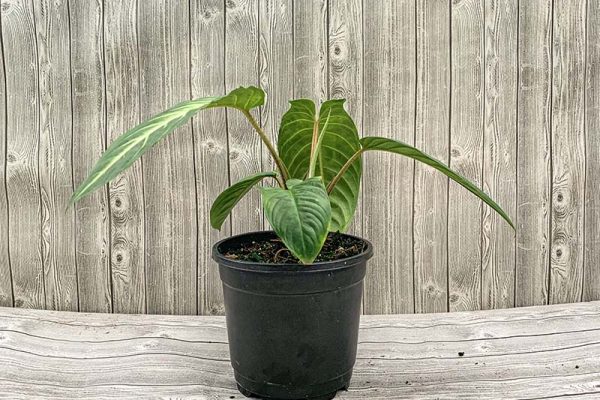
[0,302,599,399]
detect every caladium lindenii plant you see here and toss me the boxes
[71,86,514,264]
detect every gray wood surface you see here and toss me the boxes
[104,0,146,314]
[0,0,599,315]
[191,0,229,316]
[481,0,517,310]
[35,0,78,312]
[515,0,552,307]
[549,0,586,304]
[0,4,12,308]
[225,0,262,237]
[2,0,44,310]
[448,0,485,312]
[363,0,415,314]
[584,0,600,301]
[69,0,111,313]
[413,0,450,314]
[138,0,197,315]
[1,301,599,398]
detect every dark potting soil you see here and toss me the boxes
[223,232,366,264]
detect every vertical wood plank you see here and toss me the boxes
[138,0,196,315]
[1,0,44,309]
[448,0,484,312]
[70,0,111,313]
[225,0,261,236]
[515,0,552,307]
[293,0,327,101]
[549,0,586,304]
[362,0,415,314]
[583,0,600,301]
[191,0,228,316]
[481,0,517,310]
[0,5,14,307]
[328,0,364,302]
[414,0,450,313]
[34,0,78,311]
[259,0,293,176]
[104,0,145,314]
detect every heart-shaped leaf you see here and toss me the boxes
[71,86,265,204]
[210,171,278,230]
[260,177,332,264]
[277,99,361,232]
[360,136,514,229]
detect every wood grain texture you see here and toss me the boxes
[549,0,587,304]
[69,0,111,313]
[448,0,485,312]
[34,0,77,312]
[584,0,600,301]
[362,0,415,314]
[1,301,600,398]
[225,0,261,236]
[413,0,450,314]
[515,0,552,307]
[1,0,44,309]
[104,0,145,314]
[0,0,599,315]
[328,0,363,237]
[258,0,292,216]
[0,5,13,307]
[191,0,228,316]
[481,0,517,310]
[293,0,327,101]
[138,0,196,315]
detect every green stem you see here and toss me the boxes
[242,110,289,188]
[326,149,364,194]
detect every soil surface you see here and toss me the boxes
[223,232,366,264]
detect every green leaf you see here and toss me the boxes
[277,99,361,232]
[210,171,277,230]
[360,136,515,229]
[260,177,332,264]
[71,86,265,204]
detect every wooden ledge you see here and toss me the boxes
[1,302,599,399]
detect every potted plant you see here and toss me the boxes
[71,86,513,400]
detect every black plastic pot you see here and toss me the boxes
[213,231,373,400]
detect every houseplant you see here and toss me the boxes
[72,86,513,399]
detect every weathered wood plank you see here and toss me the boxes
[1,0,44,309]
[481,0,517,310]
[413,0,450,314]
[584,0,600,302]
[104,0,145,314]
[448,0,485,312]
[34,0,78,312]
[225,0,261,236]
[549,0,586,304]
[69,0,111,313]
[258,0,292,223]
[328,0,363,235]
[515,0,552,307]
[329,0,365,308]
[362,0,415,314]
[190,0,228,316]
[293,0,327,101]
[0,5,13,308]
[138,0,196,315]
[1,302,599,399]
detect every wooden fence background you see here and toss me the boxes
[0,0,598,315]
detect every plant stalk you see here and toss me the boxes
[242,110,289,188]
[326,149,364,194]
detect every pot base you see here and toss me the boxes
[234,370,352,400]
